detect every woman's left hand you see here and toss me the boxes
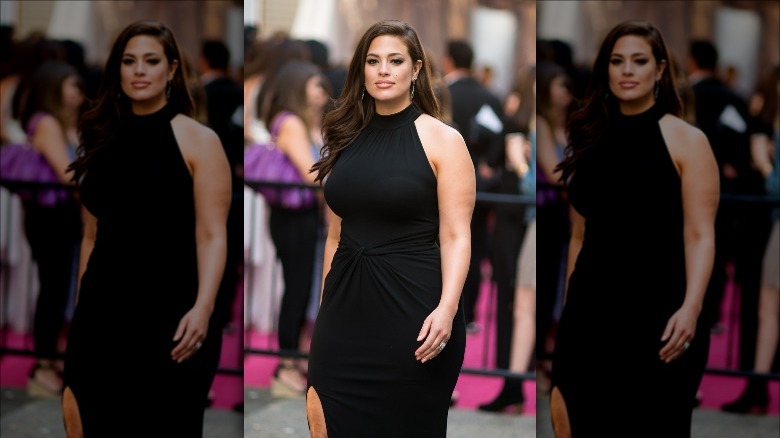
[659,305,699,363]
[415,306,455,363]
[171,305,211,363]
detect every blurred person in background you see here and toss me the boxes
[306,20,474,437]
[0,25,12,67]
[538,39,590,101]
[255,59,329,399]
[688,40,770,376]
[550,21,718,436]
[243,36,309,145]
[16,61,84,399]
[478,65,537,414]
[427,56,453,127]
[722,65,780,415]
[60,39,103,101]
[305,39,347,108]
[534,60,573,389]
[62,20,231,436]
[443,39,505,334]
[0,33,65,145]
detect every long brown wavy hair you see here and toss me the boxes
[310,20,440,183]
[556,20,682,182]
[69,20,194,182]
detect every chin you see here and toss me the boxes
[128,92,164,103]
[616,92,649,103]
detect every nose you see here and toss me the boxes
[622,62,634,75]
[134,63,145,76]
[378,61,390,76]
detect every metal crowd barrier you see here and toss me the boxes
[245,178,780,383]
[0,179,243,377]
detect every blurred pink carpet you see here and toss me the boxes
[245,276,780,416]
[0,287,244,410]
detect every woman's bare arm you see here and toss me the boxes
[76,208,97,303]
[30,115,75,183]
[319,206,342,304]
[536,116,562,183]
[564,207,585,305]
[658,116,719,362]
[276,115,318,185]
[414,118,475,362]
[170,116,231,362]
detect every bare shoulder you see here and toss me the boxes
[658,114,711,161]
[170,114,226,176]
[171,114,220,149]
[30,114,64,150]
[414,113,467,157]
[34,113,61,131]
[659,114,709,150]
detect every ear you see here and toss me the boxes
[168,59,179,81]
[656,59,667,81]
[413,59,422,81]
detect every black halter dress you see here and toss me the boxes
[551,104,709,437]
[64,104,222,437]
[307,104,466,437]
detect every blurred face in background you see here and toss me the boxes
[550,75,572,112]
[120,35,178,114]
[364,35,421,114]
[608,34,665,113]
[306,75,329,112]
[62,75,84,111]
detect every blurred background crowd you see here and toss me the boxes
[0,0,245,421]
[534,0,780,424]
[243,0,540,417]
[0,0,777,436]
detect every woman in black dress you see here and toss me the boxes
[305,20,475,437]
[550,21,719,437]
[61,21,231,437]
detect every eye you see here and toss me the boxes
[391,59,404,65]
[609,59,621,65]
[367,59,378,65]
[635,58,648,65]
[122,58,134,65]
[147,58,160,65]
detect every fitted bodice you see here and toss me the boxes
[568,104,685,283]
[79,104,197,289]
[324,104,438,246]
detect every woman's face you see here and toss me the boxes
[120,35,178,113]
[363,35,422,114]
[62,75,84,110]
[608,35,665,113]
[306,75,328,111]
[550,75,572,111]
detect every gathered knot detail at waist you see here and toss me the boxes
[338,232,438,258]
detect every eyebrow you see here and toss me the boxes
[610,52,649,58]
[366,52,405,58]
[122,52,161,58]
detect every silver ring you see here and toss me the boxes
[438,342,446,351]
[683,341,690,350]
[196,341,203,350]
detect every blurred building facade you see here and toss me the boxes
[538,0,780,98]
[248,0,535,98]
[2,0,244,74]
